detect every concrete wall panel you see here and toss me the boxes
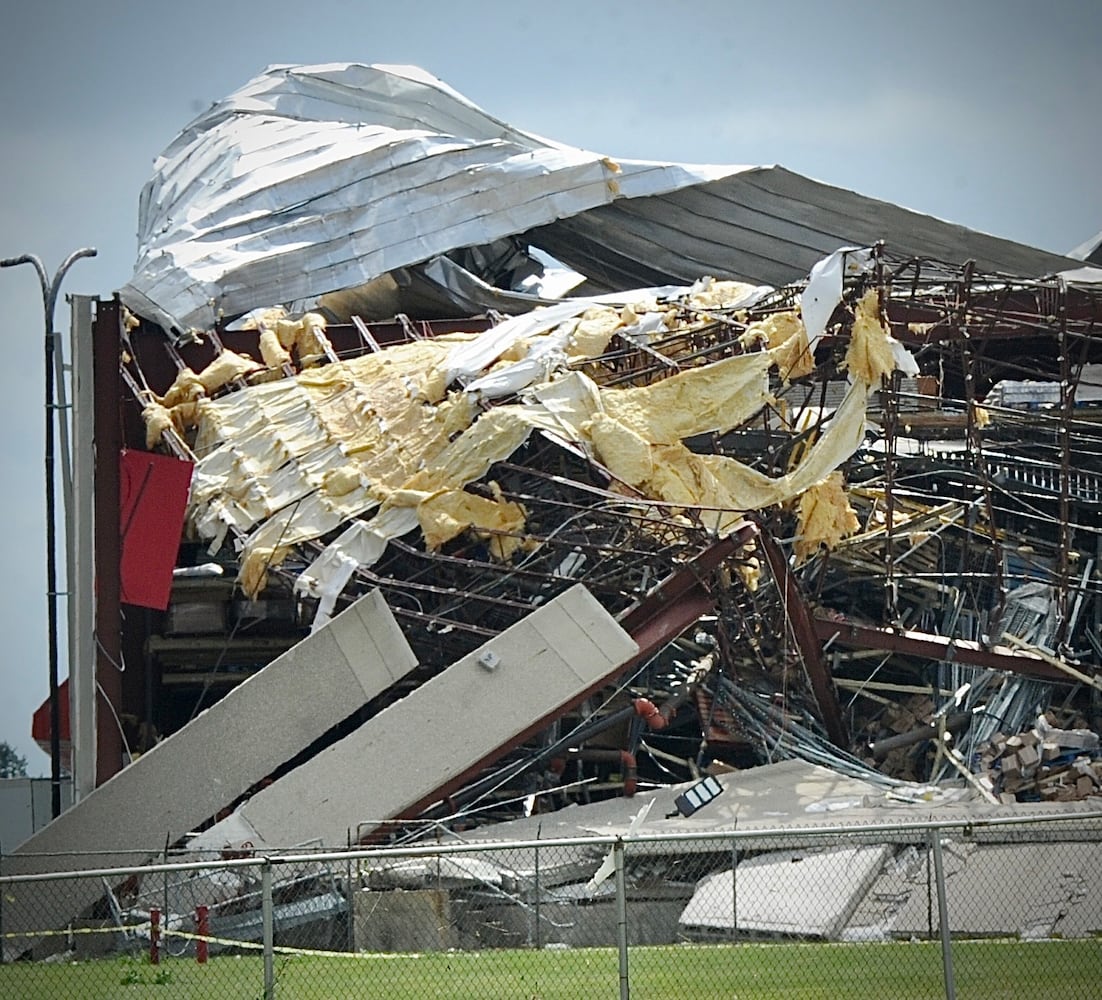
[199,584,638,850]
[1,588,416,957]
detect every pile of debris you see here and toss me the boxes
[977,714,1102,803]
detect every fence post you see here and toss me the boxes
[614,838,629,1000]
[928,828,956,1000]
[149,907,160,965]
[195,905,209,964]
[262,859,275,1000]
[730,836,738,937]
[346,829,355,953]
[534,825,542,950]
[162,835,169,948]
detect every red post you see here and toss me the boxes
[195,905,209,964]
[149,907,160,965]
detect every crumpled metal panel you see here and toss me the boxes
[119,62,741,335]
[121,63,1078,338]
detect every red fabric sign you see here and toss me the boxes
[119,449,194,610]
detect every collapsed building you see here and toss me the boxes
[116,247,1102,827]
[5,62,1102,953]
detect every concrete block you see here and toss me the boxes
[1017,744,1041,778]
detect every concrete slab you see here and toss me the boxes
[886,840,1102,939]
[193,584,638,850]
[1,588,416,958]
[679,844,891,939]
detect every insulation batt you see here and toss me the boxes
[842,290,897,384]
[177,262,922,604]
[742,311,813,384]
[197,350,263,393]
[793,471,861,565]
[417,488,527,559]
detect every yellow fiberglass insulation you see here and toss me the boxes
[585,413,654,486]
[197,349,263,393]
[417,488,527,559]
[142,401,175,450]
[736,555,761,592]
[842,289,896,385]
[793,471,861,565]
[276,312,332,363]
[259,326,291,368]
[199,336,479,596]
[240,544,291,601]
[204,290,901,598]
[142,398,201,448]
[320,465,364,498]
[600,351,774,444]
[742,311,813,383]
[567,307,624,359]
[585,364,870,534]
[158,368,206,408]
[687,278,760,311]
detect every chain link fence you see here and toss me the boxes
[3,811,1101,998]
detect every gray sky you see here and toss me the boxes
[1,0,1099,771]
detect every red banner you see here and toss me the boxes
[119,450,194,610]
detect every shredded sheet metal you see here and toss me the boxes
[120,63,742,335]
[119,63,1077,337]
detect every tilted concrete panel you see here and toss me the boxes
[1,588,416,958]
[194,583,639,849]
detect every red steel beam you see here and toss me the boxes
[756,529,849,749]
[93,299,124,784]
[813,614,1076,685]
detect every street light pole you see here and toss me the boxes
[1,248,97,819]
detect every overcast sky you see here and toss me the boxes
[0,0,1099,771]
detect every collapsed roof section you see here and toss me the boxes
[90,63,1102,846]
[118,62,1078,337]
[113,243,1102,836]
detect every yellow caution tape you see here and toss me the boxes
[3,923,410,959]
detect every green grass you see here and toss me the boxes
[1,939,1100,999]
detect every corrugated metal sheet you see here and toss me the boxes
[120,62,1077,335]
[528,167,1077,291]
[120,62,740,334]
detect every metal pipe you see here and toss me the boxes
[929,829,957,1000]
[1,249,97,817]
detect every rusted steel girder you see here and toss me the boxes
[93,298,124,785]
[756,529,849,749]
[812,614,1078,686]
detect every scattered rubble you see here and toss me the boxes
[977,713,1102,804]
